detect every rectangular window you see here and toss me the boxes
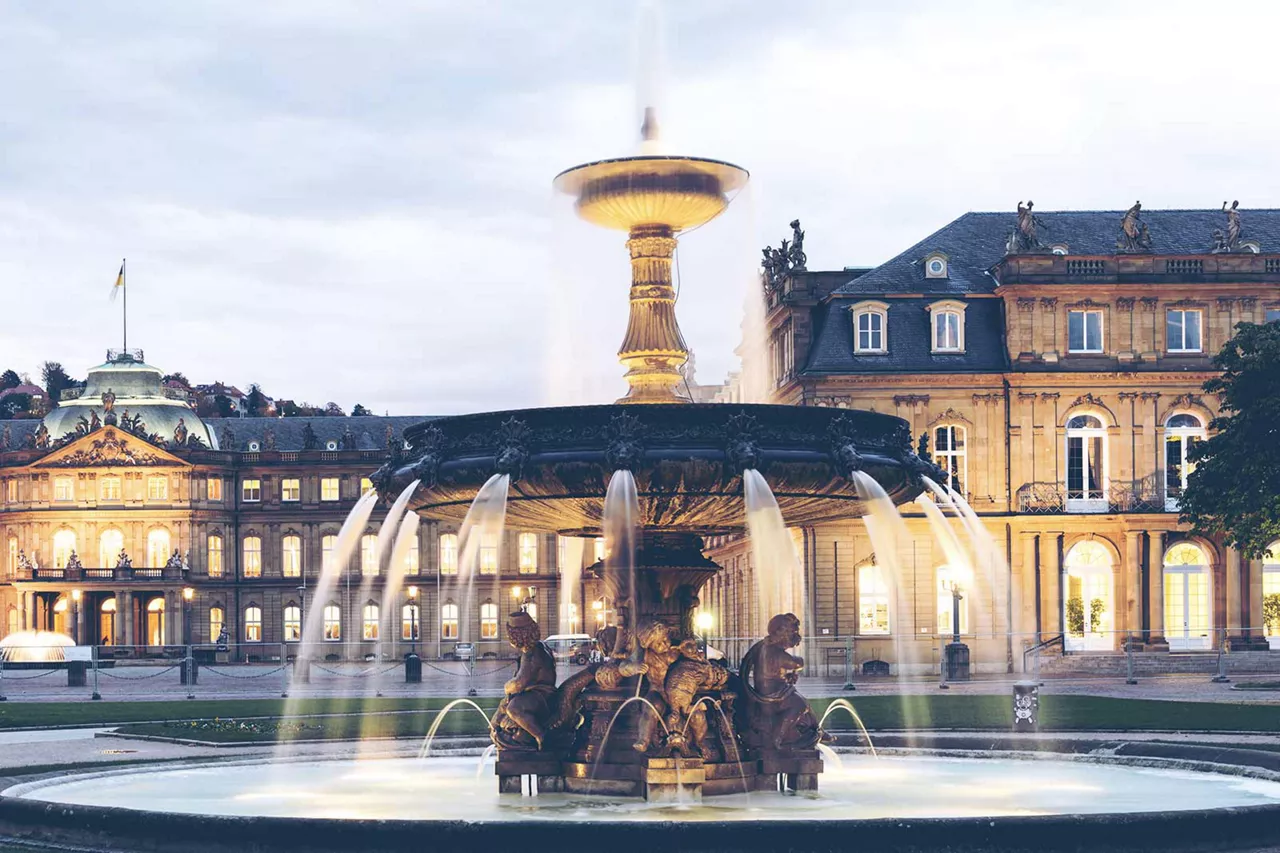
[1267,308,1280,324]
[363,604,380,640]
[209,607,224,643]
[441,603,459,640]
[933,311,961,352]
[322,534,337,573]
[206,477,222,501]
[53,478,73,502]
[360,477,374,495]
[361,534,378,576]
[281,478,300,502]
[404,534,420,574]
[933,425,966,495]
[855,310,884,352]
[283,606,301,642]
[241,479,261,502]
[439,533,458,575]
[5,480,16,503]
[207,535,223,578]
[98,477,121,502]
[244,607,262,643]
[320,477,339,501]
[282,535,302,578]
[858,564,891,635]
[243,536,262,578]
[1166,309,1203,353]
[518,532,538,574]
[147,476,168,500]
[323,605,341,641]
[479,533,498,575]
[1067,310,1103,353]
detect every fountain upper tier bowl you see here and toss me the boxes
[380,403,936,533]
[553,155,748,232]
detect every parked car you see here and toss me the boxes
[543,633,593,665]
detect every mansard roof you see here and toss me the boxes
[834,208,1280,297]
[211,415,430,452]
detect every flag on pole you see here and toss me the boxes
[109,260,125,302]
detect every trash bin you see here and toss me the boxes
[1013,681,1039,732]
[405,653,422,684]
[944,641,970,681]
[179,658,199,685]
[67,660,88,688]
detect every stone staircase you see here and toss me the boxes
[1032,648,1280,678]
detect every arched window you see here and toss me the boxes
[480,601,498,639]
[933,425,966,494]
[404,533,420,574]
[1064,541,1113,651]
[99,529,124,570]
[243,535,262,578]
[439,533,458,575]
[209,606,225,643]
[100,597,117,645]
[321,534,337,573]
[936,565,969,635]
[593,537,606,564]
[283,605,301,642]
[7,537,17,578]
[853,306,887,353]
[52,529,77,569]
[1263,545,1280,645]
[928,301,967,354]
[1163,542,1211,650]
[402,603,420,640]
[146,528,171,569]
[441,602,459,640]
[1065,414,1107,512]
[857,562,891,635]
[323,604,341,641]
[282,535,302,578]
[207,534,224,577]
[1165,413,1206,510]
[362,603,380,640]
[146,597,166,646]
[518,532,538,574]
[479,533,498,575]
[244,605,262,642]
[360,533,378,576]
[564,601,579,633]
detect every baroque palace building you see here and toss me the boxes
[703,205,1280,674]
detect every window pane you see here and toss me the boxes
[1166,435,1184,498]
[1068,311,1084,351]
[439,533,458,575]
[1086,312,1101,350]
[1166,310,1184,349]
[1087,434,1104,495]
[1067,436,1084,497]
[1185,310,1201,351]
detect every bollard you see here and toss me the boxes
[1125,632,1138,685]
[467,654,477,697]
[281,644,290,698]
[90,645,101,701]
[1211,629,1231,683]
[67,659,88,688]
[842,636,855,691]
[405,652,422,684]
[1013,681,1039,732]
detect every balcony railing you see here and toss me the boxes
[1016,477,1166,514]
[19,565,186,583]
[999,252,1280,284]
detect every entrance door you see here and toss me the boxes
[1064,541,1113,652]
[1164,565,1211,650]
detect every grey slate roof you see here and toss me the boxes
[213,416,431,452]
[834,208,1280,296]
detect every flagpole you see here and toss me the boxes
[122,258,127,353]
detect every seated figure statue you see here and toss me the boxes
[737,613,825,751]
[664,651,731,760]
[490,611,593,753]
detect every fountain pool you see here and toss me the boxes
[9,753,1280,822]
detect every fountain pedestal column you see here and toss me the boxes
[617,226,690,404]
[644,757,704,803]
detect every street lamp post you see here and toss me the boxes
[942,580,970,685]
[407,586,419,654]
[70,589,82,645]
[695,610,714,658]
[182,587,194,646]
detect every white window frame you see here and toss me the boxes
[243,535,262,578]
[146,528,170,568]
[281,478,300,502]
[439,533,458,575]
[99,477,121,502]
[283,605,301,642]
[53,478,74,502]
[147,476,168,501]
[480,601,499,639]
[857,562,891,635]
[402,603,420,640]
[52,529,76,569]
[927,300,967,354]
[206,477,222,502]
[1067,309,1104,354]
[282,534,302,578]
[852,301,888,354]
[323,604,342,641]
[320,477,340,502]
[479,533,498,575]
[362,603,380,641]
[241,478,261,503]
[441,602,459,640]
[360,533,378,576]
[1164,413,1206,511]
[244,605,262,643]
[518,532,538,574]
[207,534,224,578]
[1065,414,1108,513]
[321,534,337,574]
[933,424,967,495]
[1166,308,1203,353]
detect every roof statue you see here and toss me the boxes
[1212,200,1244,253]
[761,220,808,292]
[341,425,357,451]
[301,421,319,451]
[262,427,276,451]
[788,220,807,272]
[1116,201,1153,253]
[172,418,188,448]
[32,423,49,450]
[219,423,235,450]
[0,424,9,450]
[101,389,115,413]
[1010,200,1048,253]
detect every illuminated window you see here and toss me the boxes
[281,478,300,502]
[557,535,568,570]
[321,533,337,573]
[439,533,458,575]
[933,425,967,494]
[404,533,420,574]
[53,478,73,502]
[206,477,222,501]
[362,604,380,640]
[209,606,224,642]
[320,477,339,501]
[1066,414,1107,511]
[243,535,262,578]
[1165,413,1206,510]
[283,605,301,642]
[207,534,223,577]
[565,601,579,633]
[480,601,498,639]
[479,533,498,575]
[858,563,891,635]
[360,477,374,495]
[525,599,538,623]
[1068,310,1103,353]
[1166,309,1203,353]
[147,476,168,501]
[282,534,301,578]
[594,537,605,563]
[402,604,420,640]
[5,480,16,503]
[441,602,459,640]
[53,529,76,568]
[7,537,17,577]
[244,605,262,642]
[241,478,261,502]
[323,604,341,641]
[361,533,378,576]
[99,477,121,501]
[518,532,538,574]
[1263,545,1280,640]
[146,528,171,568]
[936,565,970,635]
[99,529,123,569]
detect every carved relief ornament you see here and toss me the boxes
[36,429,177,468]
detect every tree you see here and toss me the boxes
[41,362,74,409]
[323,402,345,417]
[0,393,32,419]
[1181,321,1280,558]
[162,372,190,387]
[245,384,269,417]
[276,400,302,418]
[351,403,371,417]
[214,394,236,419]
[0,370,19,391]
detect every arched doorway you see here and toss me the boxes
[146,597,166,647]
[1164,542,1212,650]
[1064,541,1114,651]
[100,598,116,646]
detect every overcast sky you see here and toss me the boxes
[2,1,1278,414]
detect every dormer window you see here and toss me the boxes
[851,301,889,353]
[923,253,948,279]
[927,300,967,353]
[1050,243,1069,255]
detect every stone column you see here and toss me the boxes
[1148,531,1166,646]
[1019,532,1037,643]
[1040,532,1062,636]
[1124,531,1142,641]
[1226,547,1243,642]
[122,591,135,648]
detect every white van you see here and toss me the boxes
[543,633,593,665]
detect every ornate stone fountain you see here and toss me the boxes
[374,113,943,800]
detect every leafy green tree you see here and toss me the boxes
[323,402,345,417]
[214,394,236,418]
[0,392,32,419]
[351,403,371,417]
[245,384,269,417]
[40,361,75,409]
[1181,321,1280,558]
[0,370,19,391]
